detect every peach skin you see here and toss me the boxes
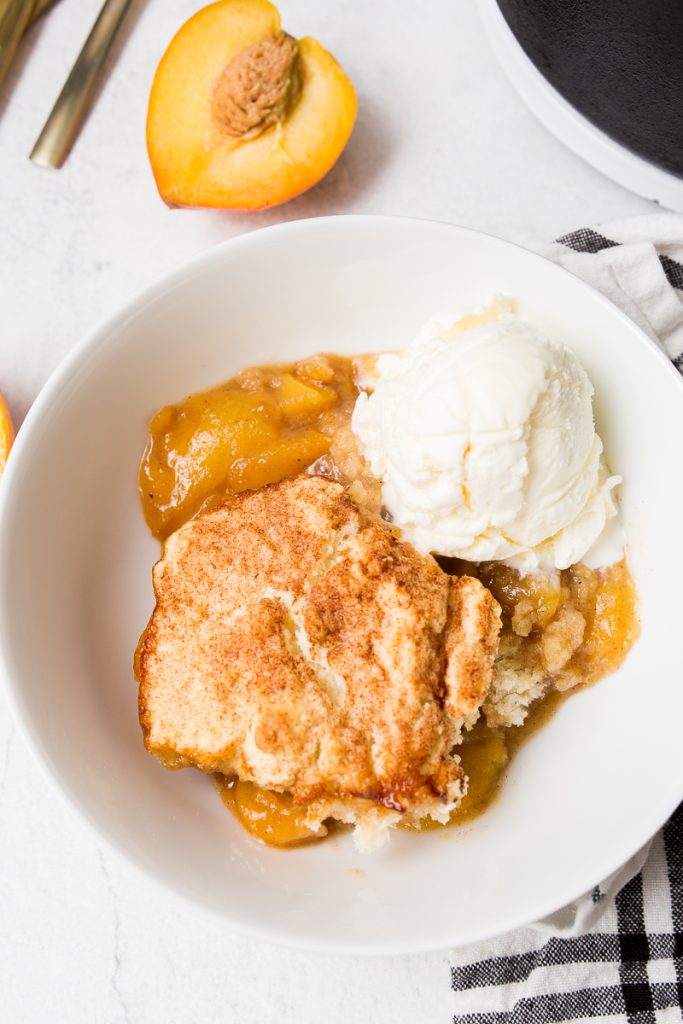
[0,392,14,476]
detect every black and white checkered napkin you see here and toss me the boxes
[451,214,683,1024]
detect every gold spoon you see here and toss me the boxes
[30,0,135,168]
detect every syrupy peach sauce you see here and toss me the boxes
[442,558,639,695]
[214,776,327,847]
[140,353,638,848]
[140,354,365,541]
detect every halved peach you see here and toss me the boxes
[147,0,357,209]
[0,392,14,476]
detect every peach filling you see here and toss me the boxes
[215,777,324,847]
[140,355,359,540]
[471,559,639,692]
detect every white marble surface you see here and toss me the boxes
[0,1,658,1020]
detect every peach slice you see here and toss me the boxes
[141,388,283,539]
[214,776,326,846]
[0,392,14,476]
[228,429,330,492]
[273,372,337,418]
[147,0,357,209]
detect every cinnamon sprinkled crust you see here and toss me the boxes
[137,476,501,847]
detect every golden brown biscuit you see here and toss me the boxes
[137,476,500,849]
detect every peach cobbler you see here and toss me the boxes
[136,305,638,850]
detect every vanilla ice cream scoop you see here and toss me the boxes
[351,315,621,570]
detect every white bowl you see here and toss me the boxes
[1,216,682,955]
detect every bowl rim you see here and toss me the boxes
[1,213,683,956]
